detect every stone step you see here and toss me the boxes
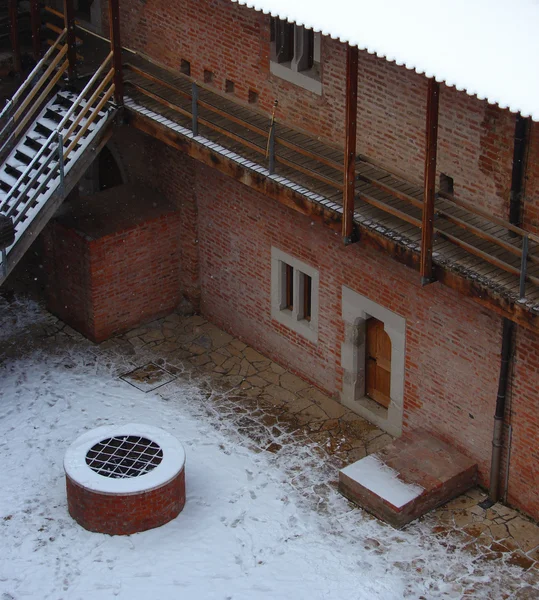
[338,430,477,529]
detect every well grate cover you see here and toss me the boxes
[85,435,163,479]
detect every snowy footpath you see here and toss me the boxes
[0,298,535,600]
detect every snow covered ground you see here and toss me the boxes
[0,297,535,599]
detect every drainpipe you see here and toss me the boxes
[487,113,529,504]
[488,318,514,503]
[509,114,529,227]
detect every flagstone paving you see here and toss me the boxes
[4,305,539,595]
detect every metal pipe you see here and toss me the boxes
[489,318,514,503]
[509,114,529,227]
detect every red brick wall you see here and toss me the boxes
[109,128,201,310]
[188,163,539,516]
[44,210,181,342]
[43,223,93,335]
[507,327,539,516]
[113,0,539,222]
[66,468,186,535]
[522,121,539,234]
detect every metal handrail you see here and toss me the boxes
[0,52,115,221]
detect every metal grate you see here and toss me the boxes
[86,435,163,479]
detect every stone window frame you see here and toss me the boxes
[341,285,406,437]
[269,18,322,95]
[271,247,319,343]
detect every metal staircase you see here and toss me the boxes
[0,28,116,284]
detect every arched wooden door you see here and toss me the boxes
[366,317,392,408]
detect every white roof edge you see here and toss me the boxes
[231,0,539,122]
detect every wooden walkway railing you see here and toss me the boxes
[37,15,539,309]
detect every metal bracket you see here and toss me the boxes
[343,224,360,246]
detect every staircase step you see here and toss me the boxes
[43,109,63,125]
[339,431,477,529]
[14,150,32,166]
[34,122,54,138]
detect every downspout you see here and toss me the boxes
[488,318,514,503]
[508,114,529,227]
[488,114,529,504]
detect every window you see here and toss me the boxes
[270,18,322,95]
[271,247,319,343]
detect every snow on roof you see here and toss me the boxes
[232,0,539,121]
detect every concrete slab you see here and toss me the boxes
[339,430,477,529]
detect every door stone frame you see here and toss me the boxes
[341,285,406,437]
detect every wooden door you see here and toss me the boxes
[366,318,392,408]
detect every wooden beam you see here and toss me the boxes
[63,0,77,80]
[9,0,21,73]
[30,0,41,60]
[128,109,343,233]
[420,78,440,284]
[343,44,359,244]
[109,0,124,105]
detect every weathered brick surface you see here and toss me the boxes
[66,469,186,535]
[113,0,538,224]
[44,207,182,343]
[144,154,510,499]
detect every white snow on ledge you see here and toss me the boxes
[341,455,424,509]
[231,0,539,121]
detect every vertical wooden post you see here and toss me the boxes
[9,0,21,74]
[109,0,124,106]
[63,0,77,81]
[30,0,41,61]
[343,44,358,245]
[420,78,440,284]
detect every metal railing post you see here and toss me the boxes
[268,120,276,175]
[191,82,198,137]
[1,249,6,279]
[58,132,65,191]
[519,234,529,300]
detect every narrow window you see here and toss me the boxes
[274,18,294,64]
[440,173,454,195]
[180,59,191,76]
[225,79,235,94]
[285,264,294,310]
[248,89,259,104]
[204,69,214,84]
[303,273,312,321]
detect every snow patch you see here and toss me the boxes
[341,455,424,509]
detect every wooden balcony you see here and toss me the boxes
[44,10,539,333]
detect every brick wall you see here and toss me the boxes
[113,0,538,223]
[44,209,182,342]
[190,163,539,516]
[508,327,539,516]
[106,127,201,310]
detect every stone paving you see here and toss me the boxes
[3,303,539,597]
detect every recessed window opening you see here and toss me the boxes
[440,173,454,195]
[248,89,259,104]
[269,17,322,94]
[271,248,319,343]
[204,69,214,84]
[285,263,294,310]
[180,59,191,76]
[302,273,312,322]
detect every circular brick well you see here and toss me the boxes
[64,424,186,535]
